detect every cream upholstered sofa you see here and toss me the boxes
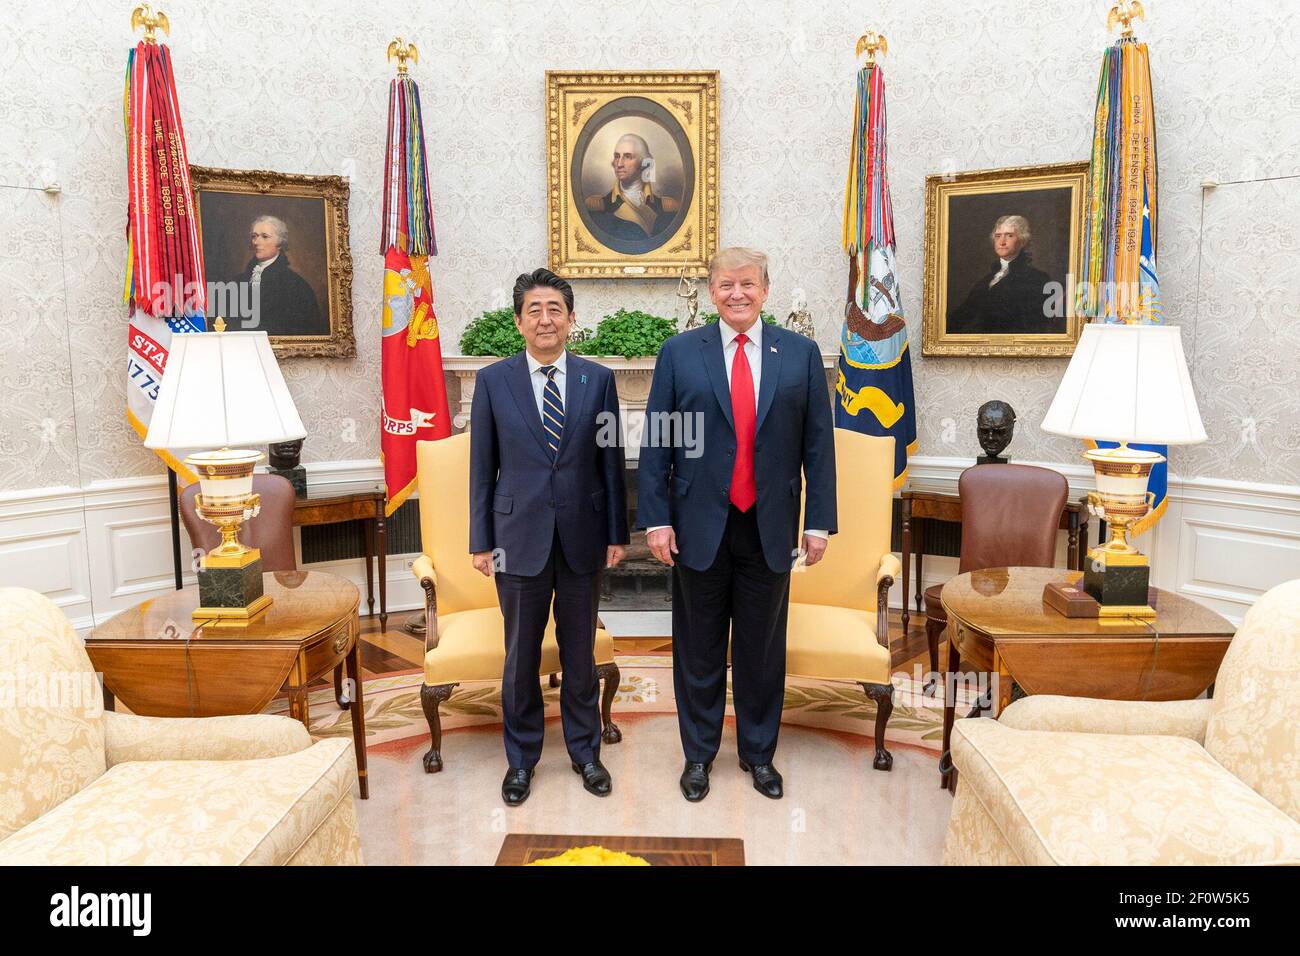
[0,587,362,865]
[943,578,1300,865]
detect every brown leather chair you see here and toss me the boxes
[180,473,298,572]
[923,464,1069,679]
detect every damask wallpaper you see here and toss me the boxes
[1,0,1297,493]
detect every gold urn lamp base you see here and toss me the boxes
[1082,442,1163,619]
[186,449,271,627]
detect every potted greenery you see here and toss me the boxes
[459,307,678,359]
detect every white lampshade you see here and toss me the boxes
[1041,323,1206,445]
[144,331,306,450]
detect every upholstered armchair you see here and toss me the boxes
[943,578,1300,865]
[0,587,362,865]
[786,429,900,771]
[412,434,622,773]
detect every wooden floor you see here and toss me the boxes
[344,604,947,683]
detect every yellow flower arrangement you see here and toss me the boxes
[528,845,650,866]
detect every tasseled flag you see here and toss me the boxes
[1077,35,1167,535]
[123,39,206,483]
[834,62,918,489]
[380,74,451,515]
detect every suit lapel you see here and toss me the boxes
[755,326,782,433]
[699,324,735,432]
[503,353,551,456]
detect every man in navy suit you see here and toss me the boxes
[469,268,628,806]
[639,247,836,802]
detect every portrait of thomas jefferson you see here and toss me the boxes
[947,214,1061,335]
[238,215,323,336]
[583,132,682,246]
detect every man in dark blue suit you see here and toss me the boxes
[469,268,628,806]
[639,247,837,802]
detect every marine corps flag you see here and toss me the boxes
[1077,18,1166,535]
[834,47,917,488]
[379,64,451,516]
[122,37,206,483]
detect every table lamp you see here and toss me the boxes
[145,326,306,625]
[1041,323,1205,616]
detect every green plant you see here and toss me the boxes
[458,307,525,356]
[571,309,678,358]
[699,310,779,325]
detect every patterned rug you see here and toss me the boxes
[267,654,971,755]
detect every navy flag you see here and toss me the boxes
[834,58,917,488]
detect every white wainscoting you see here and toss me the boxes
[1,456,1295,632]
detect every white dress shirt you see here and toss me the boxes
[648,318,825,541]
[524,349,566,419]
[988,256,1013,287]
[250,254,278,289]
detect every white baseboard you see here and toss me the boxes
[2,455,1295,632]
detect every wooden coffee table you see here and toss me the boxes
[939,567,1235,791]
[85,570,368,798]
[495,834,745,866]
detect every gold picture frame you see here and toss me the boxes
[546,70,719,278]
[189,165,354,358]
[922,161,1088,357]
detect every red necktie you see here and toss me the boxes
[729,333,757,512]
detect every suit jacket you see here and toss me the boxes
[947,253,1059,335]
[241,255,323,336]
[637,322,837,574]
[469,351,629,577]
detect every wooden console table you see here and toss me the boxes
[900,489,1091,635]
[294,485,388,632]
[86,570,369,798]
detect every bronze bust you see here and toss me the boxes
[268,438,306,496]
[268,439,303,470]
[976,400,1016,464]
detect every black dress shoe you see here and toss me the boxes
[679,761,713,802]
[571,759,612,797]
[501,767,533,806]
[739,760,784,799]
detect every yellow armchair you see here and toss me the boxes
[412,434,622,773]
[787,430,899,771]
[943,579,1300,865]
[0,588,362,865]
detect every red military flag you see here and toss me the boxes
[122,37,207,483]
[379,67,451,515]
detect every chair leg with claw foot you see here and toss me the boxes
[861,681,894,771]
[596,661,622,744]
[420,682,458,773]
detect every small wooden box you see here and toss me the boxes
[1043,581,1099,618]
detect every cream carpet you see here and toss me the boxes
[354,712,953,865]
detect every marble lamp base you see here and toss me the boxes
[195,557,271,626]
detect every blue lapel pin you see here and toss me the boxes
[580,374,588,384]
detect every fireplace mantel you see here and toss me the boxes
[443,353,838,458]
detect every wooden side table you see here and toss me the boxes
[293,486,388,632]
[900,490,1091,635]
[938,567,1235,791]
[86,570,369,799]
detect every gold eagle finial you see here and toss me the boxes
[855,30,888,66]
[130,3,170,43]
[387,38,419,75]
[1107,1,1145,37]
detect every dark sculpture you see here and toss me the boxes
[268,438,307,497]
[976,400,1016,464]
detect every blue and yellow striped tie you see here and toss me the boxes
[540,365,564,456]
